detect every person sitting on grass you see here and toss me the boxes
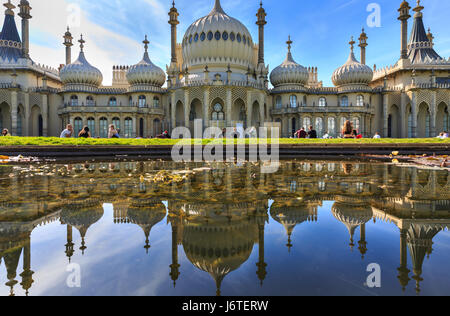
[342,121,354,139]
[443,131,448,138]
[373,132,381,139]
[295,127,307,139]
[353,129,363,139]
[308,126,317,139]
[108,124,120,138]
[60,124,73,138]
[1,128,10,136]
[78,126,91,138]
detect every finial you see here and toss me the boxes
[172,0,175,8]
[79,34,85,52]
[143,35,149,52]
[286,35,292,52]
[413,0,424,13]
[349,36,355,52]
[4,0,15,16]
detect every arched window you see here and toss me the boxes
[211,103,225,121]
[230,32,235,41]
[70,95,78,106]
[112,118,120,133]
[290,95,297,108]
[356,183,364,194]
[17,108,22,136]
[352,117,360,132]
[87,117,95,137]
[328,117,336,136]
[124,117,133,138]
[222,32,228,41]
[99,117,108,138]
[340,96,349,107]
[356,95,364,107]
[194,33,199,42]
[86,96,94,106]
[215,31,221,41]
[109,97,117,106]
[303,117,311,129]
[408,110,413,138]
[138,95,146,107]
[207,31,213,41]
[318,181,326,192]
[315,117,323,136]
[153,97,160,108]
[74,117,83,136]
[237,34,242,43]
[319,97,326,107]
[276,96,282,108]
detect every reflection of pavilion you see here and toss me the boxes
[270,198,319,252]
[168,200,268,296]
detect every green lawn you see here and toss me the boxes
[0,136,449,146]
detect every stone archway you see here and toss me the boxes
[436,102,449,133]
[0,102,11,132]
[417,102,430,138]
[388,104,400,138]
[175,101,184,127]
[251,101,260,128]
[189,98,203,130]
[30,105,42,137]
[231,98,246,125]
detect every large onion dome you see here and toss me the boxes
[126,35,166,87]
[270,36,309,87]
[60,35,103,86]
[182,0,254,71]
[332,37,373,87]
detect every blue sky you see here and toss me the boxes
[21,0,450,86]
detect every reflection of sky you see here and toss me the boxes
[1,202,450,296]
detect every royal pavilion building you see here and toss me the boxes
[0,0,448,138]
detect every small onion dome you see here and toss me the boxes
[126,35,166,87]
[332,37,373,86]
[60,35,103,86]
[270,36,309,87]
[400,0,410,9]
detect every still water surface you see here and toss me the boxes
[0,160,449,296]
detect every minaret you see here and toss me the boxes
[398,1,411,60]
[65,225,75,263]
[63,27,73,65]
[20,235,34,296]
[397,229,410,292]
[169,223,180,287]
[18,0,32,59]
[358,224,368,259]
[256,223,267,286]
[256,1,267,66]
[168,1,179,64]
[358,28,368,65]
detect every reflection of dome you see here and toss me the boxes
[332,201,373,250]
[60,36,103,87]
[332,38,373,87]
[270,201,317,251]
[182,0,254,73]
[127,200,167,253]
[270,37,309,87]
[182,221,256,296]
[60,204,104,254]
[407,223,442,294]
[126,36,166,88]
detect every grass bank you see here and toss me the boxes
[0,136,449,146]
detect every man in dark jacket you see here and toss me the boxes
[308,126,317,139]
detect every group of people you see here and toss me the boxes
[294,126,318,139]
[437,131,449,139]
[293,121,364,139]
[60,124,121,139]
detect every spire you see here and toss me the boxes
[210,0,226,15]
[143,34,149,53]
[79,34,85,52]
[345,36,359,64]
[349,36,355,52]
[284,36,296,63]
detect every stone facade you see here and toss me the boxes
[0,0,448,138]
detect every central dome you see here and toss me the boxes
[182,0,254,72]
